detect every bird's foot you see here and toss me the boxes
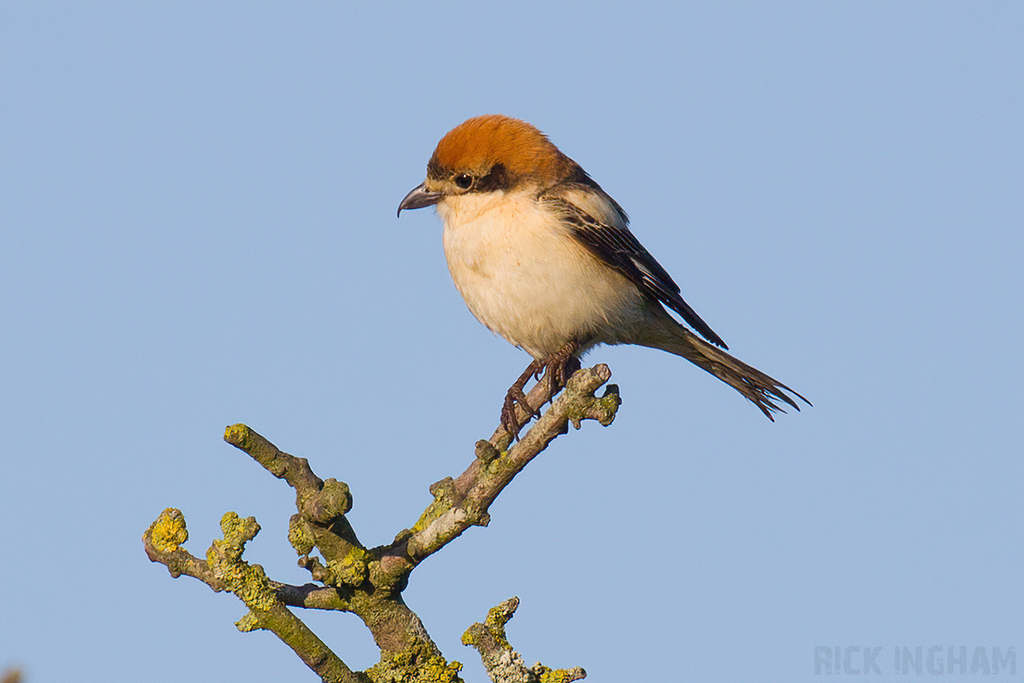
[543,343,582,394]
[500,360,544,437]
[499,343,582,438]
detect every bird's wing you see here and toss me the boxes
[544,181,728,349]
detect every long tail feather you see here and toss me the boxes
[633,318,810,420]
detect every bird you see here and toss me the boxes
[398,114,808,435]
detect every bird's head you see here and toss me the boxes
[398,114,573,216]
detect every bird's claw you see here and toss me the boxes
[500,360,543,437]
[499,345,581,439]
[500,387,539,437]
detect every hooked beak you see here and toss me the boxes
[397,182,442,217]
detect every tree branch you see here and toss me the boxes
[143,509,359,683]
[144,364,620,681]
[385,365,620,576]
[462,598,586,683]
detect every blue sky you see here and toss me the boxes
[2,3,1021,681]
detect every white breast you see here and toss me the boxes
[438,191,647,359]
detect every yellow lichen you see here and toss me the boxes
[328,545,370,586]
[536,664,585,683]
[148,508,188,552]
[206,512,277,612]
[223,423,251,447]
[235,610,260,632]
[288,517,315,556]
[411,483,457,535]
[366,645,463,683]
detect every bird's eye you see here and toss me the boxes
[454,173,473,189]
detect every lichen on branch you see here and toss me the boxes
[462,598,586,683]
[144,364,620,681]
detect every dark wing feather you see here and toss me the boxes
[545,182,728,349]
